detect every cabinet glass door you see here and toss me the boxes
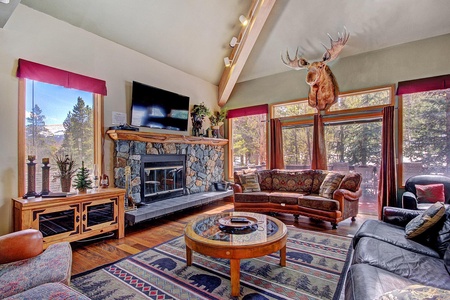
[33,204,80,242]
[83,198,118,232]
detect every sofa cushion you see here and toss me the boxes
[444,245,450,274]
[319,172,345,199]
[378,284,450,300]
[311,170,327,194]
[5,282,89,300]
[429,206,450,257]
[405,201,445,238]
[345,264,417,300]
[353,219,440,258]
[269,192,302,205]
[258,170,273,191]
[239,173,261,193]
[416,183,446,203]
[234,192,270,203]
[339,172,362,192]
[271,170,314,193]
[353,237,450,290]
[298,195,340,211]
[233,169,257,185]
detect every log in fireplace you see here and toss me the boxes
[140,154,186,204]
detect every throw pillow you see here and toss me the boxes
[239,173,261,193]
[415,183,445,203]
[378,284,450,300]
[405,201,446,239]
[319,172,345,199]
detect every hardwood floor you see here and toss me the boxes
[71,200,376,276]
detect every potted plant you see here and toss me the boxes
[73,161,93,193]
[54,153,77,192]
[191,102,211,136]
[209,108,227,138]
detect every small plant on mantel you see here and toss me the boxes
[209,108,227,128]
[73,161,92,193]
[191,102,211,136]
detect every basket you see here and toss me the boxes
[213,181,230,191]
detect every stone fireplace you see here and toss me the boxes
[111,131,227,206]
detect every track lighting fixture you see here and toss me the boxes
[229,37,240,48]
[239,15,248,26]
[0,0,10,3]
[224,57,232,67]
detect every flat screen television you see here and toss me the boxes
[130,81,190,131]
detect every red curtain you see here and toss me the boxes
[16,59,107,95]
[396,74,450,95]
[270,118,284,169]
[226,104,268,119]
[377,106,397,219]
[311,114,327,170]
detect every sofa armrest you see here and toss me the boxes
[0,229,43,264]
[334,188,362,201]
[231,183,243,194]
[402,191,418,209]
[382,206,421,227]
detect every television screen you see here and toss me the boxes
[130,81,190,131]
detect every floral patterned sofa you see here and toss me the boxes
[232,169,362,229]
[0,229,89,300]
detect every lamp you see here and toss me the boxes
[0,0,10,3]
[224,57,232,67]
[229,37,240,48]
[239,15,248,26]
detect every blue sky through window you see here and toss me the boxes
[26,80,93,125]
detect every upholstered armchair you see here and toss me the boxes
[402,174,450,210]
[0,229,74,299]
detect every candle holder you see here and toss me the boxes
[24,156,39,198]
[40,158,50,196]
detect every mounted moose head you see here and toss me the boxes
[282,28,349,111]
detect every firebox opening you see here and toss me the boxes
[140,154,186,204]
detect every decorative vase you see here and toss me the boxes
[60,176,72,192]
[78,188,87,194]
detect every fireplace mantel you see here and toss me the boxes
[107,130,228,146]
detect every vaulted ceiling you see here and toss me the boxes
[4,0,450,104]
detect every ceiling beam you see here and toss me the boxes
[218,0,276,107]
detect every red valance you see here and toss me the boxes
[227,104,268,119]
[16,59,107,95]
[396,74,450,95]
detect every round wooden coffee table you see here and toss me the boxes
[184,212,287,297]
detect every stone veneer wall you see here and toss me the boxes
[113,140,225,203]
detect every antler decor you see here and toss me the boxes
[282,28,350,111]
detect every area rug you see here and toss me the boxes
[71,227,353,300]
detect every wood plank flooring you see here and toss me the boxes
[71,200,376,276]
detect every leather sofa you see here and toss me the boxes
[0,229,89,299]
[232,169,362,229]
[402,174,450,209]
[345,206,450,299]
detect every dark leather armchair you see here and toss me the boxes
[402,174,450,209]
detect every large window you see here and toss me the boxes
[400,88,450,185]
[17,59,105,195]
[273,85,393,215]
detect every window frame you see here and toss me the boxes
[18,78,104,195]
[227,113,269,180]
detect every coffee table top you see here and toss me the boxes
[184,212,287,247]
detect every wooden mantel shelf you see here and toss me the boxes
[107,130,228,146]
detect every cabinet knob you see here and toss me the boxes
[83,214,87,221]
[76,216,80,222]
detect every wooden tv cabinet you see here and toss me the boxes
[12,188,125,248]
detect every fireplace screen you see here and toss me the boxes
[140,154,186,203]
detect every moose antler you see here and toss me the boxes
[322,27,349,62]
[281,48,309,70]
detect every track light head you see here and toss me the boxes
[229,37,240,48]
[224,57,232,67]
[239,15,248,26]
